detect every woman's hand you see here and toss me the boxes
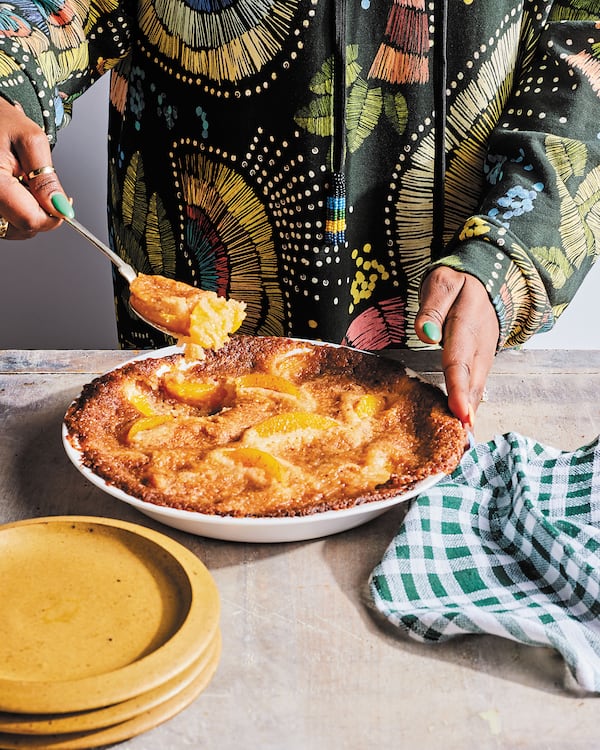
[415,266,499,428]
[0,97,71,240]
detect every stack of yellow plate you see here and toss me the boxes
[0,516,221,749]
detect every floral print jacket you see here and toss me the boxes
[1,0,599,350]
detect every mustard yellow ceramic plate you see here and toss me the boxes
[0,516,220,714]
[0,634,221,748]
[0,631,221,735]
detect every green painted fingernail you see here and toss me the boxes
[51,193,75,219]
[423,321,441,342]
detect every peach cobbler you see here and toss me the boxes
[128,273,246,358]
[64,337,466,517]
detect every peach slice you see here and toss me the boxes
[251,411,339,438]
[235,373,301,398]
[354,394,387,419]
[124,391,156,417]
[162,373,231,409]
[126,415,173,442]
[221,447,286,482]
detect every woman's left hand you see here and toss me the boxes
[414,266,499,428]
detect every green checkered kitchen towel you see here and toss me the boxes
[369,432,600,692]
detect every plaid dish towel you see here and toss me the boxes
[369,432,600,692]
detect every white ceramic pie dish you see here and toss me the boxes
[62,344,449,543]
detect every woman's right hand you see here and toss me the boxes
[0,97,72,240]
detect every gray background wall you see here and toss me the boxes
[0,77,117,349]
[1,75,598,350]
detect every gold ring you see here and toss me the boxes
[0,217,9,239]
[26,165,56,180]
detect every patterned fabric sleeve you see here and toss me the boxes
[0,0,132,145]
[431,14,600,350]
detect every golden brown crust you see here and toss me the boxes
[64,337,467,517]
[129,274,205,335]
